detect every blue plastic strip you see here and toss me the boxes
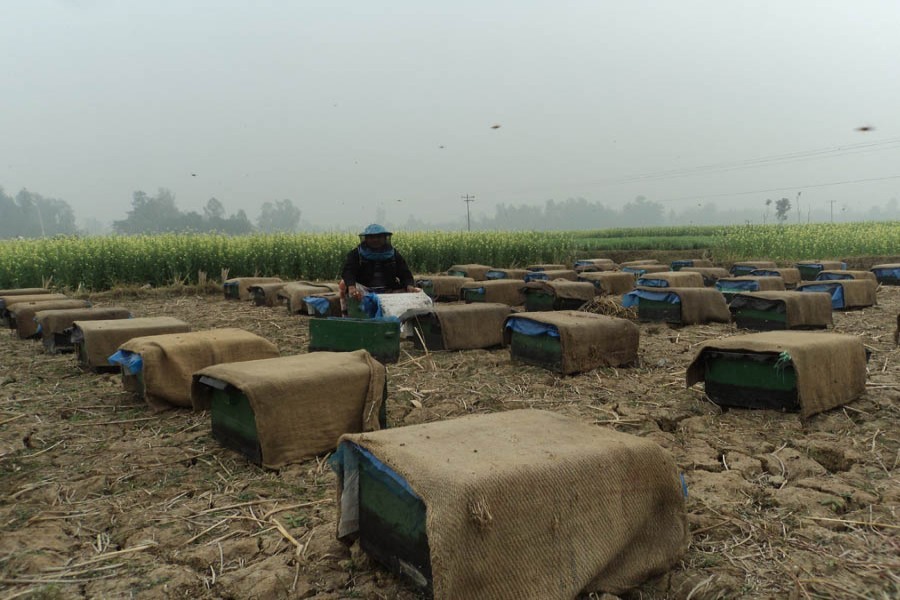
[622,289,682,307]
[716,280,759,292]
[107,349,143,374]
[303,296,331,315]
[330,443,421,499]
[636,278,670,288]
[523,272,549,282]
[800,284,844,309]
[486,270,507,279]
[749,269,779,277]
[815,272,853,281]
[621,267,646,275]
[505,317,560,337]
[467,287,486,295]
[671,260,692,268]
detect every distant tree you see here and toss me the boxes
[257,199,301,233]
[0,187,78,239]
[222,209,254,235]
[113,188,185,234]
[764,199,773,224]
[775,197,791,224]
[620,195,665,227]
[203,197,226,221]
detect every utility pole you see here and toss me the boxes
[827,199,837,223]
[796,191,802,224]
[461,194,475,232]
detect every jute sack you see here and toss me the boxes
[504,310,639,374]
[578,271,636,295]
[637,271,705,288]
[335,409,689,599]
[486,268,529,280]
[627,264,669,274]
[526,263,567,271]
[416,275,474,300]
[74,317,190,368]
[248,282,287,306]
[817,270,877,282]
[446,264,492,281]
[460,280,525,306]
[35,307,132,342]
[796,279,877,309]
[797,260,845,271]
[680,267,730,286]
[651,288,731,325]
[730,260,777,273]
[687,331,866,418]
[427,303,511,350]
[731,291,833,329]
[528,269,578,282]
[1,293,68,312]
[749,267,802,287]
[279,282,341,314]
[524,280,597,302]
[0,288,52,297]
[619,259,659,267]
[192,350,385,469]
[223,277,283,300]
[11,299,92,338]
[120,328,280,411]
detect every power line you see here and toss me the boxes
[655,174,900,204]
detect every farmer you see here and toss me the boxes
[339,224,419,314]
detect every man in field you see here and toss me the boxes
[339,224,418,315]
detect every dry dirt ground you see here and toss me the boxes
[0,280,898,600]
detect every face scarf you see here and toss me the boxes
[358,244,395,261]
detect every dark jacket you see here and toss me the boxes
[341,246,415,290]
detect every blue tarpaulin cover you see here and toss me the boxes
[504,317,561,337]
[815,272,853,281]
[636,278,670,288]
[799,283,844,309]
[523,272,549,283]
[303,296,332,315]
[716,280,760,292]
[108,349,143,375]
[622,289,682,307]
[872,267,900,278]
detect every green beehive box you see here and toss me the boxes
[729,303,788,331]
[346,297,368,319]
[637,298,682,323]
[699,350,800,411]
[523,289,585,312]
[204,378,388,466]
[508,330,563,372]
[410,315,445,351]
[461,287,487,303]
[355,446,432,592]
[309,318,401,364]
[223,281,241,300]
[250,287,269,306]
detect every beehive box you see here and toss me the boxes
[522,269,578,283]
[748,268,802,289]
[729,261,777,276]
[622,288,730,325]
[621,264,670,276]
[871,263,900,285]
[249,282,287,307]
[619,259,660,268]
[680,267,731,287]
[110,329,280,410]
[686,332,867,417]
[36,307,132,353]
[522,281,595,312]
[484,268,528,280]
[8,299,91,339]
[460,280,525,306]
[301,293,342,317]
[309,318,401,363]
[0,293,68,325]
[635,271,705,289]
[331,410,688,599]
[577,271,636,295]
[223,277,283,300]
[796,279,877,310]
[72,317,190,372]
[445,264,492,280]
[415,276,474,301]
[729,291,833,331]
[410,303,510,351]
[504,311,638,374]
[815,270,877,282]
[525,263,567,272]
[191,351,387,468]
[714,276,785,303]
[278,282,342,314]
[670,258,713,271]
[795,261,846,281]
[573,258,617,272]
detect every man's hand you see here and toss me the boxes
[349,287,363,300]
[406,285,422,293]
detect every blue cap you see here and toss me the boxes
[360,224,392,236]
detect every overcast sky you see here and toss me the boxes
[2,0,899,228]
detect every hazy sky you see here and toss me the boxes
[2,1,899,228]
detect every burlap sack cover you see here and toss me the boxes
[748,267,801,287]
[578,271,636,295]
[629,264,670,274]
[447,264,492,281]
[639,271,705,288]
[192,350,386,468]
[417,275,474,300]
[687,331,867,418]
[36,307,132,341]
[0,288,52,297]
[121,328,280,411]
[429,303,511,350]
[336,409,689,598]
[75,317,190,368]
[872,262,900,272]
[504,311,639,374]
[818,270,877,282]
[11,299,92,338]
[487,268,529,280]
[249,282,287,306]
[1,293,68,312]
[797,260,844,271]
[575,258,617,270]
[720,276,786,291]
[530,269,578,281]
[461,280,525,306]
[655,288,731,325]
[677,258,713,268]
[279,282,341,314]
[681,267,730,285]
[526,263,567,271]
[731,291,833,328]
[796,279,877,308]
[731,260,777,271]
[619,259,659,267]
[224,277,283,300]
[525,280,597,302]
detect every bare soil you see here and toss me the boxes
[1,282,898,599]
